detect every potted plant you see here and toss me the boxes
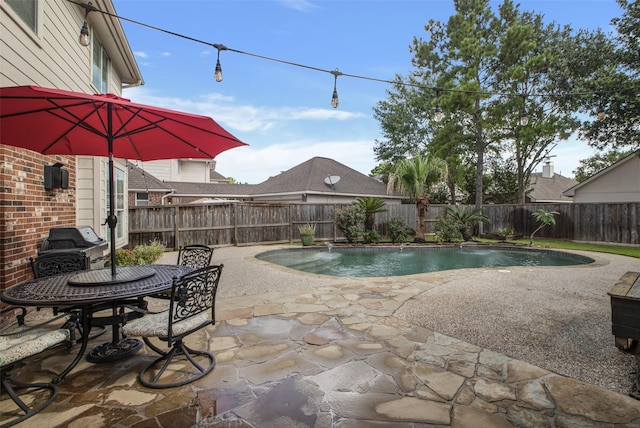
[498,228,515,241]
[298,223,317,246]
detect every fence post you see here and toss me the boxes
[173,205,180,250]
[289,205,294,244]
[233,203,238,246]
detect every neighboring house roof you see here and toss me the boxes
[127,162,171,192]
[563,150,640,197]
[127,157,401,202]
[528,172,578,203]
[165,181,254,198]
[250,157,394,198]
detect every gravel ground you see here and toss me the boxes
[159,244,640,394]
[393,251,640,395]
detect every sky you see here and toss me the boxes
[113,0,623,184]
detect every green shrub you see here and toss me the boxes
[363,229,381,244]
[335,205,365,243]
[434,216,463,243]
[388,216,411,244]
[109,240,165,266]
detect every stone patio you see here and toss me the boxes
[2,245,640,427]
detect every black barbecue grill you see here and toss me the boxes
[40,226,108,269]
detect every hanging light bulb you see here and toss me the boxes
[330,68,342,108]
[596,103,605,120]
[434,106,443,122]
[213,44,227,82]
[77,3,94,47]
[78,21,90,46]
[519,94,528,126]
[433,88,444,121]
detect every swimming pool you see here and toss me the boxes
[256,246,594,277]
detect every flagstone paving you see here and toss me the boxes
[3,247,640,427]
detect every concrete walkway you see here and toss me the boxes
[3,244,640,427]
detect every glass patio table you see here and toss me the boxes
[1,264,193,379]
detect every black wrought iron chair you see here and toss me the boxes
[0,306,80,427]
[30,251,89,278]
[30,251,106,340]
[177,244,214,269]
[150,245,214,301]
[121,264,223,388]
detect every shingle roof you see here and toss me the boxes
[250,157,390,197]
[165,181,254,197]
[127,157,398,200]
[127,162,171,192]
[528,172,577,202]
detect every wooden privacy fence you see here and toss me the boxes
[128,202,640,249]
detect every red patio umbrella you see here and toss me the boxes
[0,85,248,278]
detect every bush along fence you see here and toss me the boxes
[127,202,640,249]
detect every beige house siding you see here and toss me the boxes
[567,153,640,203]
[1,0,141,288]
[139,159,180,182]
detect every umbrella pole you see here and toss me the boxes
[107,104,117,277]
[108,154,117,277]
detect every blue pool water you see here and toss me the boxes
[256,246,594,277]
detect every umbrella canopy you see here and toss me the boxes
[1,85,248,278]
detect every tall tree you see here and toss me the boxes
[576,0,639,155]
[373,0,611,204]
[388,155,446,240]
[488,1,582,202]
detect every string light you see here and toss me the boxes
[330,68,342,109]
[213,44,227,82]
[519,94,529,126]
[77,2,97,47]
[68,0,629,119]
[434,88,444,121]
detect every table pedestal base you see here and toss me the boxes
[86,338,143,363]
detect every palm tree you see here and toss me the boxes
[389,155,447,240]
[529,209,559,245]
[356,197,387,231]
[444,205,490,241]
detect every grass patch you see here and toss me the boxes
[478,237,640,259]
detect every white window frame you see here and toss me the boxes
[92,37,110,93]
[136,192,149,207]
[1,0,42,45]
[107,166,126,241]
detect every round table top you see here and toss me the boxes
[1,264,193,306]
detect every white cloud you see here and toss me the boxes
[134,51,149,59]
[215,139,377,184]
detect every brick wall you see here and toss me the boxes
[0,146,76,289]
[128,191,167,207]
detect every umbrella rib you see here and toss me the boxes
[27,99,109,153]
[111,105,242,159]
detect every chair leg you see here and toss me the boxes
[138,340,215,389]
[0,373,59,428]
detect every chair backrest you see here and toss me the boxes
[30,251,89,278]
[167,264,223,343]
[177,244,214,270]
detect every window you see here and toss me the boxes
[136,192,149,206]
[107,166,125,241]
[92,38,110,93]
[6,0,37,31]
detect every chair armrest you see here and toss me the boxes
[1,306,27,326]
